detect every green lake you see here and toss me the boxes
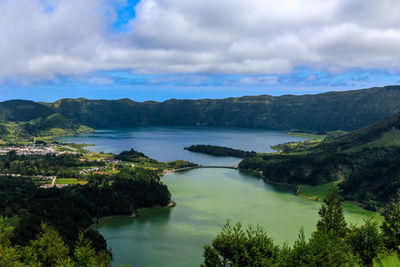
[62,127,379,266]
[95,168,378,267]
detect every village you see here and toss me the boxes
[0,143,78,156]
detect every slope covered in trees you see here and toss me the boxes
[0,100,92,143]
[44,85,400,132]
[240,112,400,211]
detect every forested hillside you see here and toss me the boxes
[46,85,400,132]
[240,112,400,211]
[1,86,400,138]
[0,100,92,143]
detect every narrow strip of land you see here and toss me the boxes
[172,165,237,172]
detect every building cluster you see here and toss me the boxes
[79,167,106,175]
[0,144,78,156]
[40,183,69,189]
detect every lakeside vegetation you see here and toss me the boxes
[240,111,400,212]
[202,188,400,266]
[184,144,257,158]
[0,144,196,265]
[115,148,198,170]
[297,181,383,223]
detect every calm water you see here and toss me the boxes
[60,126,307,166]
[96,169,376,267]
[62,127,375,267]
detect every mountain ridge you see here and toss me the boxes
[43,85,400,131]
[1,85,400,138]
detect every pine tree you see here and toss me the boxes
[316,186,347,237]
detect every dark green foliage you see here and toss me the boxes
[185,145,257,158]
[0,167,171,252]
[240,152,351,185]
[380,204,400,252]
[115,148,148,161]
[46,86,400,132]
[339,148,400,211]
[240,111,400,210]
[347,219,385,265]
[0,100,54,122]
[0,219,111,266]
[201,222,280,267]
[316,187,347,237]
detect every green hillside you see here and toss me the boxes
[47,85,400,131]
[0,100,93,143]
[240,112,400,211]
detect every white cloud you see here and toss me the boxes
[1,0,400,82]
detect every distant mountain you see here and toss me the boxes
[47,85,400,131]
[240,111,400,211]
[2,85,400,142]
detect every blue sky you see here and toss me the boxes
[1,0,400,102]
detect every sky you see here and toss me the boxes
[1,0,400,102]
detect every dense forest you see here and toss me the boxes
[184,145,257,158]
[239,112,400,211]
[0,151,171,264]
[202,188,400,266]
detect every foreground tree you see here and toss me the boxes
[316,186,347,237]
[202,221,280,267]
[380,203,400,252]
[0,217,111,267]
[347,218,384,265]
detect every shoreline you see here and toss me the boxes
[85,200,176,232]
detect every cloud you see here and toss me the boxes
[1,0,400,82]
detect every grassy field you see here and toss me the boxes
[298,181,340,201]
[55,178,79,184]
[373,253,400,267]
[287,131,326,141]
[299,181,383,223]
[55,178,88,185]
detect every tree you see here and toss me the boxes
[381,203,400,252]
[202,221,280,267]
[316,186,347,237]
[29,224,70,266]
[347,218,384,265]
[74,232,97,267]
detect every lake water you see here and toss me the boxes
[61,127,377,267]
[60,126,307,166]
